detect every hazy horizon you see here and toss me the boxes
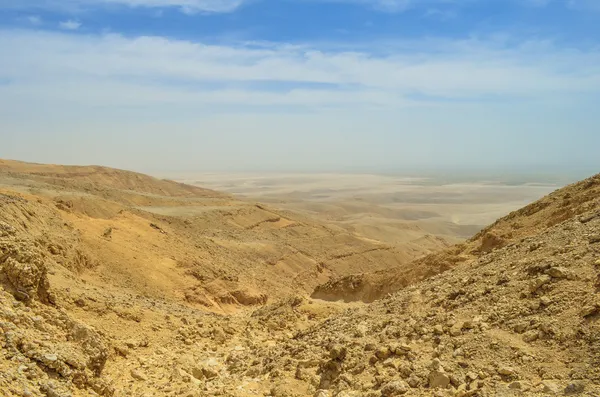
[1,0,599,175]
[1,156,597,188]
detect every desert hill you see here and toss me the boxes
[0,159,223,199]
[0,160,443,313]
[0,162,598,397]
[312,173,600,303]
[181,172,556,278]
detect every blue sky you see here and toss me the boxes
[0,0,599,173]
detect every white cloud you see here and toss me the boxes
[361,0,412,12]
[59,20,82,30]
[424,7,457,19]
[308,0,442,12]
[0,0,246,14]
[1,29,599,172]
[26,15,42,25]
[309,0,600,13]
[0,29,599,111]
[568,0,600,11]
[1,0,598,15]
[105,0,245,13]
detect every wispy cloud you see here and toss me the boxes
[26,15,43,25]
[312,0,600,13]
[523,0,552,7]
[568,0,600,11]
[353,0,412,12]
[424,7,457,20]
[0,0,247,14]
[111,0,245,13]
[0,29,599,112]
[59,20,82,30]
[308,0,439,13]
[2,0,599,15]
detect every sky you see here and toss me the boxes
[0,0,599,174]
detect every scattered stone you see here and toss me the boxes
[508,381,523,390]
[498,367,515,377]
[202,366,219,380]
[375,347,391,360]
[430,359,444,371]
[529,275,551,293]
[150,223,166,234]
[395,343,412,353]
[589,235,600,244]
[580,212,600,223]
[44,354,58,362]
[529,241,544,252]
[115,345,130,357]
[381,380,409,396]
[130,369,148,381]
[548,267,569,279]
[407,375,421,389]
[13,290,30,302]
[191,367,205,380]
[462,319,477,330]
[102,228,112,239]
[397,363,413,378]
[580,304,599,318]
[330,344,347,361]
[522,330,539,343]
[564,381,585,395]
[429,371,450,389]
[449,327,462,337]
[541,380,560,394]
[125,339,140,349]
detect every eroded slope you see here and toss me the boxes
[313,174,600,303]
[1,163,598,397]
[0,161,430,312]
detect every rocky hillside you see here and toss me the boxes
[313,174,600,303]
[0,164,598,397]
[0,161,443,313]
[239,197,600,396]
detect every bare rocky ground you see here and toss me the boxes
[0,160,599,396]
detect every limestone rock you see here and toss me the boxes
[381,380,409,396]
[498,366,515,377]
[541,380,560,394]
[428,371,450,388]
[548,267,569,279]
[130,369,148,381]
[329,344,347,361]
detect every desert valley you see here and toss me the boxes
[2,0,600,395]
[0,159,598,397]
